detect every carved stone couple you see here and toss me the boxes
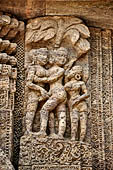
[25,47,89,141]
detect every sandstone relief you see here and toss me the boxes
[24,16,90,141]
[18,16,92,170]
[0,13,25,170]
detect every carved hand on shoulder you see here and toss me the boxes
[34,76,47,82]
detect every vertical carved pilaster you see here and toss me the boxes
[12,35,25,167]
[96,29,105,170]
[111,32,113,170]
[89,28,105,170]
[89,28,99,169]
[102,30,113,170]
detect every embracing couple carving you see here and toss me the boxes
[25,47,89,141]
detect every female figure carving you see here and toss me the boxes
[25,48,49,133]
[64,66,89,141]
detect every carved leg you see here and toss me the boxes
[56,103,66,139]
[79,111,87,141]
[25,99,38,133]
[70,110,79,140]
[49,112,57,138]
[38,96,60,137]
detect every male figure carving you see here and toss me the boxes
[35,47,68,138]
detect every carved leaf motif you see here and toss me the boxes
[74,38,90,57]
[34,30,45,42]
[43,28,56,41]
[26,19,57,44]
[74,24,90,38]
[65,17,82,27]
[26,30,37,43]
[63,29,80,45]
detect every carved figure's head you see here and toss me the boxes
[55,47,68,66]
[10,56,17,66]
[30,48,48,66]
[67,65,83,81]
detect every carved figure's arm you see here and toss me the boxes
[26,67,43,91]
[72,83,89,106]
[64,81,72,91]
[47,68,64,83]
[78,83,89,102]
[34,68,64,83]
[64,58,77,75]
[34,76,48,83]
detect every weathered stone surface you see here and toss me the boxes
[0,39,17,54]
[0,14,24,40]
[24,17,90,142]
[0,148,14,170]
[0,1,113,29]
[19,134,92,169]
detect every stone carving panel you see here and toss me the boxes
[19,16,92,170]
[24,16,90,142]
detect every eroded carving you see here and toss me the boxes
[0,39,17,162]
[36,47,68,139]
[65,65,89,141]
[25,48,49,134]
[20,16,91,170]
[0,14,24,40]
[25,17,90,141]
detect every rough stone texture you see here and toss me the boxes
[0,14,24,40]
[24,17,90,141]
[0,36,17,169]
[19,135,92,170]
[0,13,24,170]
[0,1,113,30]
[88,28,113,170]
[0,148,14,170]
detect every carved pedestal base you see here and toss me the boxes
[19,134,92,170]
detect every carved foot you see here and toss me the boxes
[37,131,47,138]
[49,133,59,139]
[57,134,64,139]
[71,137,76,141]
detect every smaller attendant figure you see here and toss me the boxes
[25,48,49,134]
[64,66,89,141]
